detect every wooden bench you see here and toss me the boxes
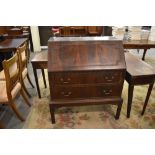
[31,52,48,98]
[125,52,155,118]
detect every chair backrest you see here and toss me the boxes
[2,53,20,99]
[17,43,28,72]
[59,26,72,36]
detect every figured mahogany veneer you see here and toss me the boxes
[48,36,126,124]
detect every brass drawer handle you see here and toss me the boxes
[60,78,71,84]
[102,89,112,95]
[105,76,114,82]
[61,91,72,97]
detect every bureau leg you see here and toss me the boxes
[115,101,123,120]
[49,104,56,124]
[127,84,134,118]
[141,83,154,115]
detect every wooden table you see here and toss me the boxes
[0,38,28,70]
[0,38,28,52]
[125,52,155,118]
[31,52,48,98]
[123,40,155,60]
[48,36,126,123]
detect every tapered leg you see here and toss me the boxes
[142,49,147,61]
[27,73,35,88]
[21,80,31,98]
[141,83,154,115]
[49,104,55,124]
[33,67,41,98]
[0,121,5,129]
[115,100,123,120]
[9,101,25,121]
[41,69,47,88]
[20,88,31,107]
[127,84,134,118]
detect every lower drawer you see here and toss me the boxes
[51,84,122,99]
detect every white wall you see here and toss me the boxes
[30,26,41,52]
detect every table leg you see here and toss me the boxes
[127,84,134,118]
[33,67,41,98]
[41,69,47,88]
[49,104,56,124]
[142,49,147,61]
[115,100,123,120]
[141,83,154,115]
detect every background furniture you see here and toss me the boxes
[125,52,155,118]
[0,38,28,70]
[48,36,126,123]
[31,52,48,98]
[17,43,34,98]
[0,54,31,122]
[123,40,155,60]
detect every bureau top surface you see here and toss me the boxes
[48,37,126,72]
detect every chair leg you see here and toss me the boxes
[20,88,31,107]
[127,84,134,118]
[9,101,25,121]
[27,73,35,88]
[141,83,154,115]
[21,79,31,98]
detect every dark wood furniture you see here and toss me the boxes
[0,38,28,70]
[48,36,126,124]
[31,52,48,98]
[0,38,28,52]
[87,26,103,36]
[125,52,155,118]
[123,40,155,60]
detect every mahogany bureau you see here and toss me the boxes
[48,37,126,124]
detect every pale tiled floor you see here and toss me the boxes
[0,48,155,129]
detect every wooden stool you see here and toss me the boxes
[31,52,48,98]
[125,53,155,118]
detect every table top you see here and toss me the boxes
[31,52,48,63]
[3,32,29,39]
[125,52,155,76]
[0,38,28,52]
[123,39,155,48]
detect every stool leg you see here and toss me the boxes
[41,69,47,88]
[127,84,134,118]
[141,83,154,115]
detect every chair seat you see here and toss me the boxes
[0,81,21,103]
[0,70,5,80]
[22,68,28,79]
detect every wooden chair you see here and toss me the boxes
[17,43,34,98]
[0,53,31,121]
[59,26,72,36]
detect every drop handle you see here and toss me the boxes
[105,76,114,82]
[102,89,112,95]
[61,91,72,97]
[60,78,71,84]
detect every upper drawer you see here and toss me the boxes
[51,71,123,85]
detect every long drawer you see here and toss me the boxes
[51,84,122,99]
[51,71,123,85]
